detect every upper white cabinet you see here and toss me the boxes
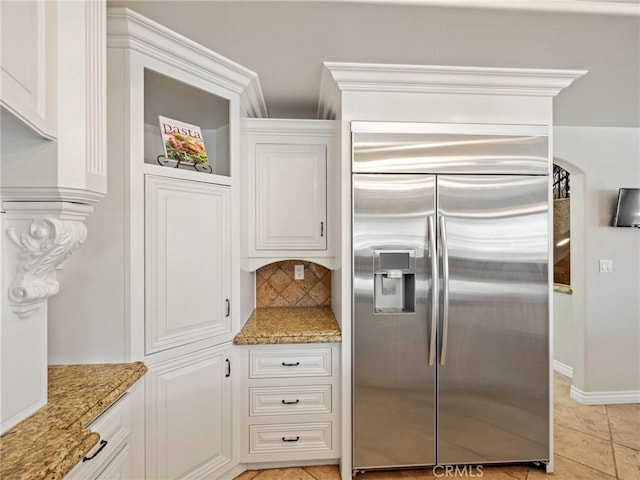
[255,143,327,251]
[242,119,337,270]
[145,176,231,355]
[0,0,107,434]
[0,0,57,139]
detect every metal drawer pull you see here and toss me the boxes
[281,362,300,366]
[83,440,108,462]
[282,436,300,442]
[225,299,230,317]
[281,399,300,405]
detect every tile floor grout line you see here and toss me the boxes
[555,453,618,479]
[605,404,621,480]
[302,466,322,480]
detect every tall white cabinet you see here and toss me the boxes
[48,8,266,480]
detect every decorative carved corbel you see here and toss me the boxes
[7,218,87,318]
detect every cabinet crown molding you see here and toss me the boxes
[321,62,588,97]
[106,7,268,118]
[241,118,337,136]
[0,187,105,205]
[319,62,587,119]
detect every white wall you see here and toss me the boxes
[554,126,640,397]
[553,290,574,372]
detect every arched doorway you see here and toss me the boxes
[552,158,586,393]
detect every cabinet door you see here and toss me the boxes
[0,0,56,139]
[146,344,233,480]
[145,176,231,355]
[255,144,326,250]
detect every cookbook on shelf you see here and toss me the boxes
[158,115,209,166]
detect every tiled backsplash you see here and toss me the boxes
[256,260,331,307]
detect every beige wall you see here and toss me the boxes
[554,126,640,395]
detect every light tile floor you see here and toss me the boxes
[234,372,640,479]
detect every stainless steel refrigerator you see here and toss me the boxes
[352,122,551,472]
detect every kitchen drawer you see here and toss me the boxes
[249,385,332,416]
[95,444,130,479]
[249,422,332,454]
[249,347,332,378]
[65,393,131,479]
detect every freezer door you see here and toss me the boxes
[353,174,437,469]
[436,175,550,464]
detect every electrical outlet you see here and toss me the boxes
[599,259,613,273]
[294,264,304,280]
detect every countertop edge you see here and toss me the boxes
[234,334,342,345]
[76,362,148,429]
[0,362,148,480]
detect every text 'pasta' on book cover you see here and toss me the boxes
[159,115,209,166]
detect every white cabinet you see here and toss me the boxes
[0,0,57,139]
[240,344,340,464]
[145,176,231,355]
[241,119,337,270]
[48,8,267,480]
[146,344,233,479]
[255,143,327,251]
[66,381,144,480]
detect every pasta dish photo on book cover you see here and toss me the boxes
[159,115,209,166]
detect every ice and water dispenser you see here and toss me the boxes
[373,250,416,314]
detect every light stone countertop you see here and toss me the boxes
[0,362,147,480]
[233,306,341,344]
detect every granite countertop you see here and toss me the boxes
[0,362,147,480]
[234,306,342,345]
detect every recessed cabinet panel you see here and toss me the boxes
[145,175,231,355]
[146,345,232,479]
[255,144,327,250]
[0,0,56,138]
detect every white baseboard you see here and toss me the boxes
[570,386,640,405]
[553,359,573,378]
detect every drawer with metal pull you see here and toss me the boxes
[65,393,131,479]
[249,385,332,416]
[249,347,332,378]
[249,422,332,454]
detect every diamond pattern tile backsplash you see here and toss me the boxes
[256,260,331,307]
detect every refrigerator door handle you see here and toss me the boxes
[428,215,438,366]
[439,215,450,366]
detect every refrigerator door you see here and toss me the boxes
[353,174,437,469]
[436,175,549,464]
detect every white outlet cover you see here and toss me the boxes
[294,264,304,280]
[599,259,613,273]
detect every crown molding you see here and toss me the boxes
[241,118,337,136]
[0,187,105,205]
[276,0,640,16]
[106,8,267,116]
[321,62,587,97]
